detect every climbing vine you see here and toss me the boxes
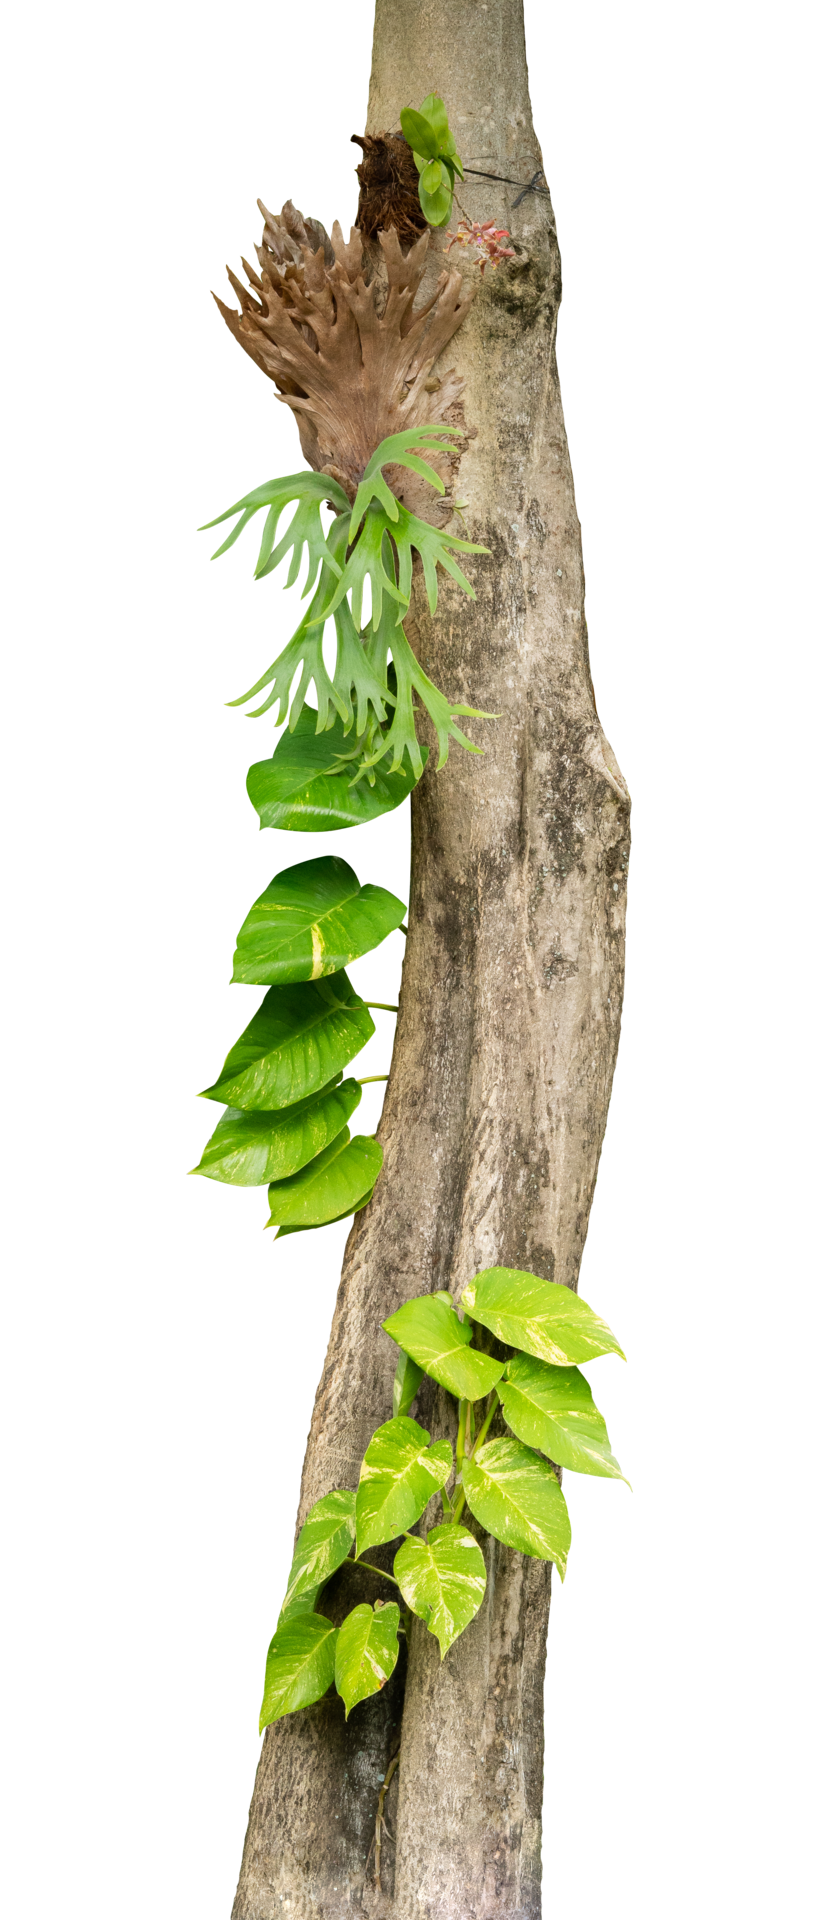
[196,93,627,1746]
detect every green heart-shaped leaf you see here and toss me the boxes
[461,1437,571,1576]
[498,1354,626,1480]
[191,1077,361,1185]
[247,706,426,832]
[281,1490,356,1614]
[355,1417,452,1554]
[461,1268,625,1367]
[267,1130,383,1231]
[383,1295,505,1400]
[232,857,406,986]
[259,1612,337,1730]
[273,1185,374,1238]
[393,1524,486,1657]
[200,974,374,1112]
[334,1602,401,1717]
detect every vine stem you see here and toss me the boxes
[451,1390,500,1525]
[362,1002,399,1012]
[357,1075,389,1084]
[372,1751,400,1892]
[354,1553,401,1590]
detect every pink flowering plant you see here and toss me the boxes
[445,219,515,275]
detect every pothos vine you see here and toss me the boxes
[195,94,627,1747]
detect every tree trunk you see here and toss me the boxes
[232,3,630,1915]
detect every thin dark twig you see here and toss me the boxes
[463,166,548,204]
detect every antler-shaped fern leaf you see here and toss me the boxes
[200,471,350,591]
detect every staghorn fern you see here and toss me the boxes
[202,429,492,780]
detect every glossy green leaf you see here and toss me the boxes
[393,1524,486,1657]
[334,1602,401,1717]
[498,1354,626,1480]
[247,706,427,832]
[393,1349,424,1419]
[232,857,406,986]
[422,158,443,195]
[274,1185,375,1238]
[259,1612,337,1730]
[267,1129,382,1231]
[200,974,374,1112]
[279,1588,324,1618]
[417,92,452,145]
[281,1490,356,1614]
[462,1438,571,1575]
[461,1268,625,1367]
[400,106,439,160]
[417,174,454,227]
[383,1295,505,1401]
[191,1077,361,1185]
[355,1417,452,1554]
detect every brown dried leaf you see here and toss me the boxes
[214,201,474,500]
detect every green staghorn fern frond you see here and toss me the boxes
[201,430,493,786]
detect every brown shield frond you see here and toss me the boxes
[214,201,474,501]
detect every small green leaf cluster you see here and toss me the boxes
[201,428,490,812]
[192,855,407,1231]
[400,94,464,228]
[259,1269,626,1729]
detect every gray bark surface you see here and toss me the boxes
[232,3,629,1915]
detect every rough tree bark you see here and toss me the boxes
[232,2,630,1916]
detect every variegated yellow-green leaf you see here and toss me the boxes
[200,975,374,1112]
[281,1490,356,1615]
[267,1130,383,1232]
[461,1268,624,1367]
[259,1612,337,1730]
[191,1077,361,1185]
[498,1354,626,1480]
[334,1602,401,1717]
[382,1295,505,1401]
[355,1417,452,1555]
[393,1524,486,1657]
[231,856,405,986]
[462,1437,571,1577]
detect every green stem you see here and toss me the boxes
[455,1398,468,1480]
[357,1075,389,1084]
[363,1002,399,1012]
[472,1390,499,1456]
[398,923,408,936]
[354,1554,401,1590]
[451,1390,499,1526]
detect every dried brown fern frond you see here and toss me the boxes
[214,201,473,501]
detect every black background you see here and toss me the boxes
[146,22,668,1912]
